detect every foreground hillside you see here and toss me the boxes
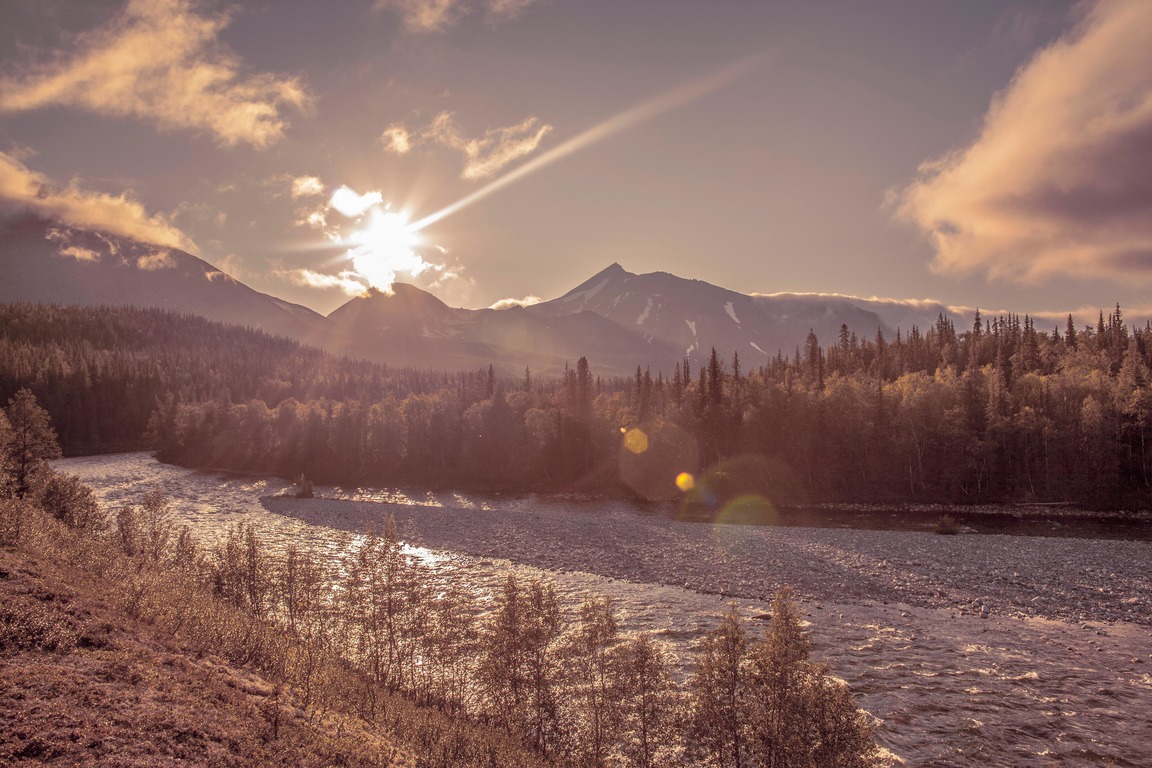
[0,500,557,768]
[0,544,411,767]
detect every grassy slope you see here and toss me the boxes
[0,546,413,767]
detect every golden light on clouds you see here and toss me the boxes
[897,0,1152,283]
[0,150,194,252]
[380,124,413,154]
[291,176,325,199]
[331,186,385,218]
[489,295,543,310]
[281,268,369,296]
[382,112,553,180]
[0,0,309,148]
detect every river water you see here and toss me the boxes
[57,452,1152,767]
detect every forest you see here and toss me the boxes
[2,301,1152,508]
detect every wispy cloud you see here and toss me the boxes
[57,245,100,262]
[0,150,195,251]
[489,294,542,310]
[383,111,552,180]
[374,0,539,32]
[0,0,309,147]
[486,0,537,21]
[896,0,1152,284]
[380,123,413,154]
[280,268,370,295]
[291,176,325,199]
[136,250,176,270]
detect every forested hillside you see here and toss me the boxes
[3,302,1151,508]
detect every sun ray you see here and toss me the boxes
[409,49,772,233]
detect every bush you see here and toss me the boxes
[37,472,105,532]
[934,514,959,535]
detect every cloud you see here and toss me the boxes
[374,0,467,32]
[213,252,247,280]
[487,0,537,20]
[0,0,309,148]
[298,209,329,230]
[384,111,552,179]
[330,185,385,217]
[136,250,175,270]
[380,123,412,154]
[489,294,542,310]
[58,245,100,262]
[896,0,1152,284]
[0,150,195,251]
[374,0,538,32]
[751,290,945,308]
[279,268,369,296]
[291,176,325,199]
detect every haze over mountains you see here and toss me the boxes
[1,215,954,376]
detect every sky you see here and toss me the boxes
[2,0,1151,326]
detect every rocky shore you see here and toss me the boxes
[267,495,1152,627]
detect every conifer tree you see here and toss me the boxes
[3,388,61,498]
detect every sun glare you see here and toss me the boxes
[346,208,429,291]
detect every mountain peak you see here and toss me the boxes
[598,262,630,279]
[552,262,634,304]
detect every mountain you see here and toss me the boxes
[0,214,326,343]
[527,263,952,369]
[326,282,676,375]
[1,215,957,377]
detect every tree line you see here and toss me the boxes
[4,301,1152,507]
[1,388,880,767]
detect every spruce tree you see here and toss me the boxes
[4,388,62,498]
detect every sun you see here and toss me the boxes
[346,208,429,290]
[351,208,419,256]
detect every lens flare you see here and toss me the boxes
[676,472,695,492]
[624,428,649,454]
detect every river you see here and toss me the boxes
[57,452,1152,767]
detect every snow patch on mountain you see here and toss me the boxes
[636,297,659,326]
[725,301,740,324]
[749,341,767,355]
[562,277,610,308]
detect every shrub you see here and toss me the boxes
[37,472,105,532]
[934,514,959,535]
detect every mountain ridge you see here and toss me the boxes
[0,214,955,376]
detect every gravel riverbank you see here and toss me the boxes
[267,495,1152,627]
